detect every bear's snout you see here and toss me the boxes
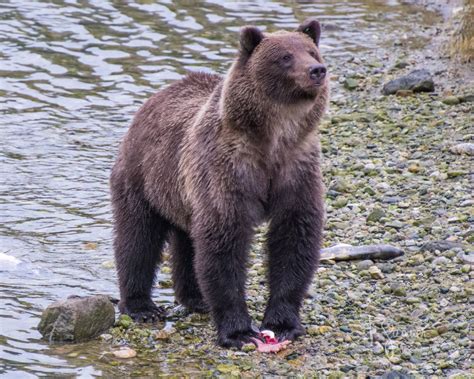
[309,64,327,84]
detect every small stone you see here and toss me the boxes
[117,314,133,329]
[409,254,424,266]
[242,343,256,352]
[442,96,460,105]
[423,329,439,339]
[461,264,471,273]
[333,197,348,209]
[100,333,113,342]
[357,260,374,271]
[344,78,358,90]
[154,327,176,340]
[391,284,406,297]
[113,347,137,359]
[367,208,386,223]
[436,325,449,335]
[388,355,402,364]
[405,297,420,304]
[449,350,460,360]
[318,325,332,334]
[329,179,352,193]
[217,364,239,374]
[432,256,451,265]
[373,342,384,355]
[457,252,474,265]
[158,280,173,288]
[368,266,384,279]
[450,143,474,156]
[438,360,453,369]
[307,326,319,336]
[408,163,421,173]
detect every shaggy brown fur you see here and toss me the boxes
[110,18,329,348]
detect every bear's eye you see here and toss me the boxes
[309,51,317,58]
[282,54,292,62]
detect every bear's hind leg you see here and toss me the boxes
[112,185,170,323]
[169,228,208,313]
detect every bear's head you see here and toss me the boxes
[238,18,328,104]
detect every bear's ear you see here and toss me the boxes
[240,26,264,57]
[296,18,321,47]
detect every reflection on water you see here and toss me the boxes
[0,0,437,376]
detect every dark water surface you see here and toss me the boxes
[0,1,437,376]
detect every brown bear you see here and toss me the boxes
[110,18,329,348]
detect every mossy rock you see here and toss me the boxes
[38,295,115,342]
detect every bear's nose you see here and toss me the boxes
[309,64,327,80]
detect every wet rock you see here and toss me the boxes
[38,295,115,342]
[113,347,137,359]
[450,143,474,156]
[154,326,177,340]
[382,69,434,95]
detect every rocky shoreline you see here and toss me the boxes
[44,3,472,377]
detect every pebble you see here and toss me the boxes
[432,256,451,265]
[373,343,384,355]
[369,266,384,279]
[442,96,460,105]
[113,347,137,359]
[344,78,359,90]
[450,143,474,156]
[457,252,474,265]
[367,208,386,223]
[357,260,374,271]
[405,297,420,304]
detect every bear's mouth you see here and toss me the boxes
[310,77,326,87]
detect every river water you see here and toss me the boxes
[0,1,438,377]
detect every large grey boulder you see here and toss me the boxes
[382,69,435,95]
[38,295,115,342]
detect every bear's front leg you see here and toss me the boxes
[262,180,324,341]
[191,211,257,348]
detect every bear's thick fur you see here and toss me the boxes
[110,18,329,348]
